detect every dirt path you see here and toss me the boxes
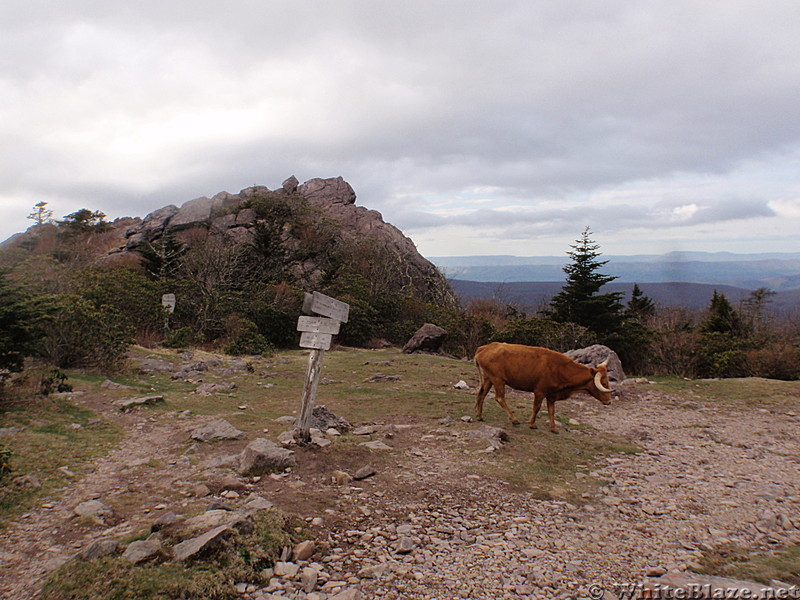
[1,384,799,599]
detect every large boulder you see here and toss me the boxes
[237,438,296,476]
[565,344,625,383]
[169,196,214,230]
[402,323,448,354]
[299,176,356,206]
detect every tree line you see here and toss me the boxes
[1,207,798,392]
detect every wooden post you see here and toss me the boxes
[294,292,349,444]
[296,349,325,443]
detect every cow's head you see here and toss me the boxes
[589,358,613,405]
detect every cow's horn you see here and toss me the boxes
[597,357,609,368]
[594,371,613,393]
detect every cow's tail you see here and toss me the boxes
[474,355,487,392]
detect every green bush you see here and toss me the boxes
[162,327,196,349]
[33,295,134,371]
[223,315,273,356]
[491,317,597,352]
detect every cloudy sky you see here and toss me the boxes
[2,1,800,257]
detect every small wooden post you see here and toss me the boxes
[161,293,176,332]
[295,292,349,444]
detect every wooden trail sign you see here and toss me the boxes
[295,292,350,443]
[303,292,350,323]
[297,316,341,335]
[161,293,176,313]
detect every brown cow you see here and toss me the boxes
[474,342,613,433]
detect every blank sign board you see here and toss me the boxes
[161,293,176,313]
[302,292,349,323]
[299,331,332,351]
[297,316,341,335]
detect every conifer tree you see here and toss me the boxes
[546,227,624,337]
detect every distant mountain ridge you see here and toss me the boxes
[449,279,800,315]
[431,252,800,291]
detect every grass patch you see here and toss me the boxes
[695,543,800,585]
[0,396,122,525]
[40,510,299,600]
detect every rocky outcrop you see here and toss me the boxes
[114,175,455,307]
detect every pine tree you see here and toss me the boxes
[27,201,54,226]
[0,272,32,375]
[546,227,624,337]
[700,290,744,336]
[626,283,655,321]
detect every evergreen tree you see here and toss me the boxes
[546,227,624,337]
[626,283,655,321]
[700,290,744,336]
[136,229,187,282]
[27,201,54,226]
[0,272,32,375]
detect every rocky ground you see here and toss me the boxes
[1,367,799,600]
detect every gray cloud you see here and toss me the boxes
[1,1,800,253]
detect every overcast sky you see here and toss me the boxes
[3,1,800,257]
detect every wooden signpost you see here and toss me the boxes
[161,293,176,332]
[295,292,349,443]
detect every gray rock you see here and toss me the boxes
[170,196,214,230]
[298,176,356,206]
[330,589,363,600]
[121,538,163,564]
[300,566,319,592]
[282,175,299,193]
[76,539,118,561]
[237,438,296,476]
[360,440,393,451]
[151,511,180,532]
[358,563,390,579]
[308,405,352,433]
[352,425,379,436]
[195,382,237,395]
[353,466,376,481]
[190,419,245,442]
[173,525,234,561]
[395,536,416,554]
[468,425,509,442]
[114,395,164,411]
[292,540,316,561]
[402,323,448,354]
[74,499,114,520]
[274,561,300,577]
[137,358,174,374]
[565,344,626,383]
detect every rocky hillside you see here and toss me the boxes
[0,176,455,309]
[113,175,454,307]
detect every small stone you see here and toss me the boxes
[274,561,300,578]
[76,539,118,561]
[395,536,416,554]
[292,540,317,562]
[360,440,392,450]
[301,566,319,592]
[121,538,163,564]
[352,425,379,436]
[353,466,376,481]
[454,380,470,390]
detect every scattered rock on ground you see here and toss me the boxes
[190,419,245,442]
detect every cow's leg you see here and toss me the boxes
[546,398,559,434]
[529,393,544,429]
[475,376,493,422]
[493,382,520,425]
